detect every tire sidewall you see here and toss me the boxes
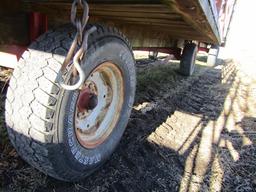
[189,44,197,75]
[180,43,198,76]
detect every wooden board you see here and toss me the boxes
[0,1,29,45]
[0,0,221,48]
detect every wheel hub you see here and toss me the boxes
[77,86,98,113]
[75,62,124,149]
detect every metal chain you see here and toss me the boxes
[57,0,97,90]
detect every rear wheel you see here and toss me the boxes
[207,45,219,65]
[5,25,136,181]
[179,43,198,76]
[148,51,158,60]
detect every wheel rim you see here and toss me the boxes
[75,62,124,149]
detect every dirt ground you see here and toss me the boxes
[1,52,256,191]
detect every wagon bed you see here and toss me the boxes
[1,0,222,48]
[24,0,220,45]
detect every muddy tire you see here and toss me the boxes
[179,43,198,76]
[5,25,136,181]
[207,45,219,65]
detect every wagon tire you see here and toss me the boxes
[179,43,198,76]
[5,24,136,181]
[148,51,158,60]
[207,45,219,66]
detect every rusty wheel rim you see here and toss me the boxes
[75,62,124,149]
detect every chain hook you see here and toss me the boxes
[57,0,96,91]
[71,0,89,28]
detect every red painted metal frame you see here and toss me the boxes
[0,45,27,68]
[215,0,236,43]
[0,12,48,68]
[198,47,209,53]
[29,12,48,42]
[1,45,27,60]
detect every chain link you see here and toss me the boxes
[57,0,96,90]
